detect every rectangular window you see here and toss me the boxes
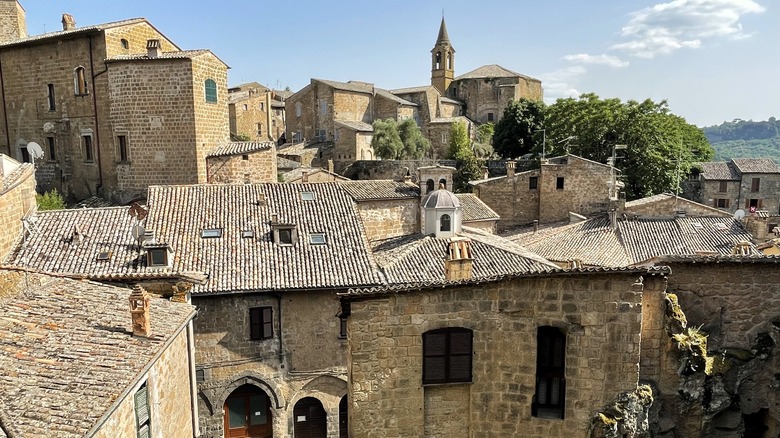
[529,176,538,190]
[422,328,472,385]
[278,228,293,245]
[339,316,347,339]
[134,383,151,438]
[441,132,448,145]
[250,307,273,340]
[256,123,262,136]
[716,199,729,209]
[243,104,248,111]
[201,228,222,238]
[118,135,128,162]
[309,233,326,245]
[556,177,565,190]
[533,326,566,419]
[83,135,94,162]
[74,67,88,95]
[260,102,265,111]
[751,177,760,192]
[204,79,218,103]
[147,248,167,266]
[20,146,30,163]
[47,84,56,111]
[301,191,316,201]
[46,137,56,161]
[718,181,728,193]
[487,112,494,122]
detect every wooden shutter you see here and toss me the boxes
[448,330,472,382]
[423,332,447,384]
[250,308,262,340]
[262,307,273,338]
[135,384,150,438]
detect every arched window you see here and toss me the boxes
[440,214,451,232]
[439,178,447,189]
[426,179,435,194]
[435,51,442,69]
[204,79,217,103]
[74,67,88,95]
[120,38,129,50]
[422,327,472,384]
[295,102,302,117]
[533,326,566,419]
[446,52,452,69]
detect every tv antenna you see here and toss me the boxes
[26,141,44,164]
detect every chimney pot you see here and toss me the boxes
[327,159,334,174]
[129,285,151,337]
[61,14,76,31]
[505,161,516,178]
[444,237,473,281]
[146,39,161,58]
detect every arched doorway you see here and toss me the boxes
[223,384,273,438]
[338,396,348,437]
[293,397,327,438]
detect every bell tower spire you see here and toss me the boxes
[431,16,455,95]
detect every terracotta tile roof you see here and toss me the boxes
[340,180,420,201]
[624,193,730,217]
[0,18,148,48]
[74,196,118,208]
[0,268,194,437]
[106,49,213,62]
[142,184,385,294]
[335,120,373,132]
[371,227,557,285]
[375,89,417,106]
[454,64,539,81]
[4,206,145,276]
[698,161,740,180]
[280,167,349,183]
[1,162,32,191]
[207,142,274,158]
[457,193,499,221]
[731,158,779,174]
[389,85,431,95]
[508,215,757,267]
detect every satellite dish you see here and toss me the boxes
[733,209,746,220]
[131,225,146,244]
[26,141,44,162]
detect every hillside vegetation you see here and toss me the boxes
[702,118,780,161]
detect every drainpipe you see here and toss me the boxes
[88,35,104,195]
[0,53,10,156]
[186,320,200,437]
[275,293,284,366]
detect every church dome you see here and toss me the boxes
[423,188,460,209]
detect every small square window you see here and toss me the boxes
[148,248,168,266]
[278,229,293,245]
[310,233,326,245]
[301,191,315,201]
[202,228,222,238]
[195,369,205,383]
[242,154,249,161]
[716,199,729,209]
[241,229,255,238]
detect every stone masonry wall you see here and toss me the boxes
[230,90,277,142]
[207,147,277,184]
[0,0,25,43]
[94,328,194,438]
[472,170,541,230]
[625,196,731,218]
[356,198,420,241]
[103,22,179,59]
[348,273,657,437]
[539,157,613,223]
[193,291,348,437]
[0,163,34,260]
[191,53,230,185]
[700,179,741,213]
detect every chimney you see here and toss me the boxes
[609,208,618,230]
[301,169,309,183]
[402,167,412,183]
[533,220,539,233]
[61,13,76,31]
[444,237,473,281]
[505,161,515,178]
[327,159,334,174]
[146,39,160,58]
[481,165,489,180]
[129,284,151,337]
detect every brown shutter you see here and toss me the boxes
[262,307,273,338]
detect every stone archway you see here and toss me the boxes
[293,397,327,438]
[215,372,285,411]
[224,384,273,438]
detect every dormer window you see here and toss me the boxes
[301,191,316,201]
[145,244,172,268]
[272,225,297,246]
[202,228,222,238]
[309,233,326,245]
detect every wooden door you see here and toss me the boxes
[293,397,327,438]
[224,385,272,438]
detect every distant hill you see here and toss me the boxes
[702,118,780,162]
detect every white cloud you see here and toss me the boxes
[562,53,630,68]
[613,0,765,58]
[539,66,587,102]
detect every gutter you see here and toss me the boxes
[88,35,104,195]
[186,320,200,436]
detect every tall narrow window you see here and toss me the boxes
[204,79,217,103]
[83,135,94,162]
[250,307,273,340]
[556,177,565,190]
[751,178,760,192]
[134,382,151,438]
[46,137,56,161]
[440,214,451,232]
[487,112,494,122]
[426,179,435,194]
[47,84,56,111]
[118,135,128,162]
[533,326,566,419]
[435,52,442,69]
[446,52,452,69]
[422,327,472,384]
[529,176,538,190]
[718,181,728,193]
[121,39,129,50]
[74,66,88,95]
[19,146,30,163]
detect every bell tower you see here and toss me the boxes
[431,16,454,95]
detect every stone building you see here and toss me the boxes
[206,141,277,184]
[0,268,197,437]
[228,82,286,142]
[0,2,231,203]
[683,158,780,214]
[0,154,34,259]
[470,154,619,230]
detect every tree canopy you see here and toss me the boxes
[371,118,431,160]
[449,121,483,193]
[492,98,545,159]
[36,188,65,211]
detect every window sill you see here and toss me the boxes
[117,160,132,166]
[422,380,472,387]
[74,93,90,97]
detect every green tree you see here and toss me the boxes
[398,119,431,159]
[36,188,65,211]
[492,98,545,159]
[473,123,496,158]
[370,119,404,159]
[449,121,483,193]
[544,93,713,199]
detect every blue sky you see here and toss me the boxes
[19,0,778,127]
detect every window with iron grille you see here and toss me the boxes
[422,327,472,384]
[250,307,273,340]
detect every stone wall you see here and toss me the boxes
[355,199,420,241]
[207,147,277,184]
[471,169,541,229]
[94,327,194,438]
[347,273,657,437]
[452,76,542,124]
[0,0,25,43]
[0,161,34,260]
[191,53,230,185]
[625,196,731,218]
[700,179,741,212]
[193,291,348,437]
[342,159,456,181]
[103,22,179,59]
[229,89,280,142]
